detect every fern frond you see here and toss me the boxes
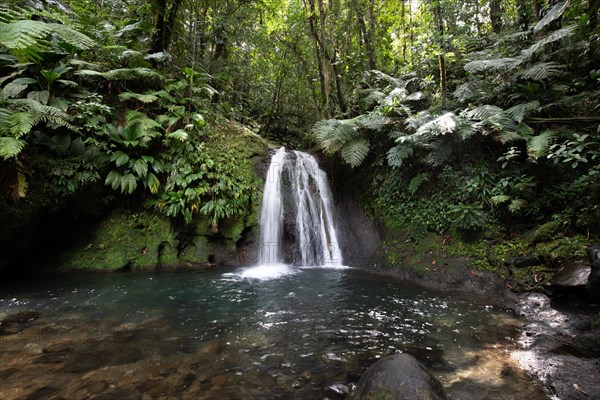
[533,0,569,33]
[520,62,564,81]
[360,88,385,109]
[47,23,95,49]
[464,57,523,73]
[102,68,163,81]
[505,101,540,122]
[466,105,504,121]
[0,136,25,159]
[386,144,413,168]
[408,173,429,195]
[523,25,576,58]
[9,111,35,136]
[340,138,370,168]
[357,114,390,131]
[415,112,459,137]
[313,118,359,154]
[0,20,50,50]
[119,92,159,103]
[527,130,557,159]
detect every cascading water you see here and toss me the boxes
[258,147,343,267]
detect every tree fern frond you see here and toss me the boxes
[466,105,504,121]
[0,20,51,50]
[533,0,569,33]
[496,130,523,143]
[9,111,35,136]
[119,92,159,103]
[527,130,557,159]
[425,141,453,167]
[47,23,95,49]
[360,88,385,109]
[523,25,576,58]
[340,138,370,168]
[408,172,429,194]
[102,68,163,81]
[313,118,359,154]
[415,112,459,137]
[505,101,540,122]
[520,62,564,81]
[406,112,434,130]
[386,144,413,168]
[357,113,390,131]
[464,57,523,73]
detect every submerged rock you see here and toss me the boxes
[355,354,449,400]
[0,311,41,335]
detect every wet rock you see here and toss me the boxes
[89,387,141,400]
[62,347,142,372]
[0,311,41,335]
[22,386,59,400]
[355,354,450,400]
[587,259,600,302]
[336,200,380,268]
[326,382,351,397]
[587,246,600,263]
[549,262,591,294]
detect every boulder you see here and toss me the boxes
[549,262,591,294]
[587,259,600,302]
[355,354,449,400]
[0,311,41,335]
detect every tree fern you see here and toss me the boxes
[464,57,522,73]
[340,138,370,168]
[505,101,540,123]
[386,145,413,168]
[520,62,564,81]
[119,91,159,103]
[533,0,569,33]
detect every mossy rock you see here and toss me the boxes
[534,235,588,264]
[527,220,564,244]
[219,218,246,241]
[179,236,212,265]
[60,211,175,271]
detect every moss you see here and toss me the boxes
[534,235,589,263]
[179,236,212,265]
[528,220,564,243]
[158,240,180,267]
[219,217,246,241]
[60,211,175,271]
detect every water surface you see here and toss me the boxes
[0,267,547,399]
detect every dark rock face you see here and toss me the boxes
[355,354,449,400]
[336,200,380,267]
[587,259,600,302]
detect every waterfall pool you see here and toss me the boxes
[0,266,548,399]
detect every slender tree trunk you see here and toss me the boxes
[150,0,182,54]
[590,0,600,28]
[490,0,502,33]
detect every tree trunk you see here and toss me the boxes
[150,0,182,54]
[490,0,502,33]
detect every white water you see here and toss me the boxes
[245,147,343,279]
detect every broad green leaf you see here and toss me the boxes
[146,173,160,194]
[121,173,137,194]
[113,150,129,167]
[133,158,148,178]
[105,170,122,190]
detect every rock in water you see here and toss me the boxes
[355,354,449,400]
[549,262,591,294]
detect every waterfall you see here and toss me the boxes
[258,147,343,267]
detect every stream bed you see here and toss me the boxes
[0,266,548,399]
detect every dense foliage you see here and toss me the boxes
[1,0,599,248]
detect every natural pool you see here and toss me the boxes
[0,266,547,399]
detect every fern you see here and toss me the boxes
[119,92,159,103]
[533,0,569,33]
[520,62,564,81]
[523,25,576,58]
[387,145,413,168]
[340,138,370,168]
[0,136,25,159]
[464,57,522,73]
[415,112,459,137]
[408,173,429,195]
[505,101,540,123]
[528,130,558,160]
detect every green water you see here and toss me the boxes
[0,267,547,399]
